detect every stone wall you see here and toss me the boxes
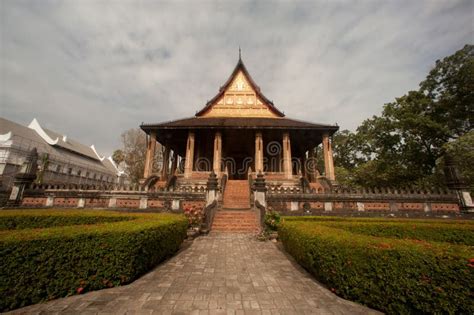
[19,183,206,212]
[267,187,462,217]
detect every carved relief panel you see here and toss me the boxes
[202,70,278,118]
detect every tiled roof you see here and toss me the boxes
[42,127,99,160]
[0,117,44,144]
[0,117,117,175]
[141,117,338,131]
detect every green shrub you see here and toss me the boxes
[264,210,281,231]
[0,212,132,230]
[279,219,474,314]
[282,215,474,225]
[319,221,474,246]
[0,210,188,312]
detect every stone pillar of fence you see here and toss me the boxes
[444,155,474,213]
[206,170,218,206]
[254,172,267,207]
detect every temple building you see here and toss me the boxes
[0,117,125,189]
[140,55,338,204]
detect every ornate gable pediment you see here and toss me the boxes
[197,59,284,118]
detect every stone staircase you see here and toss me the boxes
[222,180,250,209]
[211,210,260,233]
[210,180,259,233]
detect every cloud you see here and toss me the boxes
[1,0,472,155]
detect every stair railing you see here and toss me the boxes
[255,199,266,230]
[202,199,218,233]
[165,175,177,191]
[300,176,310,194]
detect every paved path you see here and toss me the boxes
[11,234,379,315]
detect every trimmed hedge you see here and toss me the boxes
[283,215,474,225]
[0,210,188,312]
[0,211,132,230]
[319,221,474,246]
[279,218,474,314]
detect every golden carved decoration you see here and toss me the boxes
[202,70,279,118]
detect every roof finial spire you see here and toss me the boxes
[239,46,241,60]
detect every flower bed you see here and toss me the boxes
[0,209,188,312]
[279,217,474,314]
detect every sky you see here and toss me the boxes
[1,0,473,156]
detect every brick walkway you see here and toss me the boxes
[11,234,379,315]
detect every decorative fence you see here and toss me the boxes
[267,188,461,215]
[3,148,472,224]
[20,184,206,211]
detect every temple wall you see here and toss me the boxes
[19,184,206,211]
[7,180,468,218]
[266,187,462,217]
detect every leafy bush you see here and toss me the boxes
[279,218,474,314]
[0,210,188,312]
[183,205,203,227]
[0,211,131,230]
[264,209,280,231]
[320,221,474,246]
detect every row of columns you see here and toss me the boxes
[143,132,177,181]
[143,132,157,178]
[213,132,222,174]
[322,133,336,181]
[184,132,195,179]
[305,133,335,181]
[282,132,292,179]
[143,130,335,181]
[255,132,264,173]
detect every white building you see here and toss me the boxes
[0,117,126,189]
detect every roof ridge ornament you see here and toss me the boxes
[239,46,241,60]
[90,144,106,161]
[28,118,59,145]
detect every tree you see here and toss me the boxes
[332,44,473,189]
[443,131,474,194]
[117,129,162,185]
[112,149,125,165]
[420,44,474,138]
[332,130,361,169]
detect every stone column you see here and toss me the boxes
[322,133,335,181]
[307,148,319,182]
[255,132,264,173]
[143,132,157,178]
[282,132,292,179]
[170,151,178,176]
[184,131,195,179]
[213,131,222,174]
[161,146,170,180]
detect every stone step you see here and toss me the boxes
[213,222,257,225]
[211,209,259,233]
[223,180,251,209]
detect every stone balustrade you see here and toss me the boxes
[266,187,462,216]
[20,184,206,211]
